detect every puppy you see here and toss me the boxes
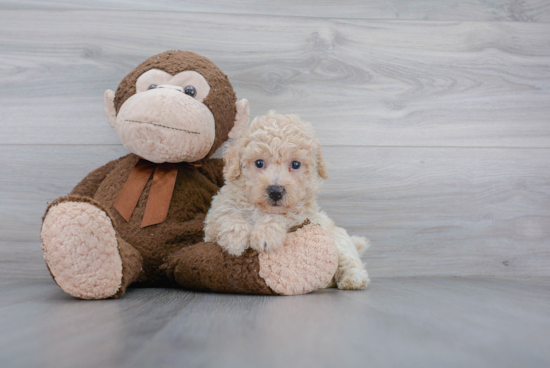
[204,111,369,290]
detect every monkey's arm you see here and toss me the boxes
[198,158,225,187]
[70,156,125,198]
[163,223,338,296]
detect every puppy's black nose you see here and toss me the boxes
[267,185,285,202]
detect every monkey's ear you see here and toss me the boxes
[223,143,242,182]
[104,90,117,128]
[317,150,329,179]
[228,99,249,139]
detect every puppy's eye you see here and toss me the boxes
[291,161,301,170]
[148,84,158,90]
[184,85,197,97]
[255,160,265,169]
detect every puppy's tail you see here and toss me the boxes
[351,236,370,256]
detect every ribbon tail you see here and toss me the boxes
[114,159,155,222]
[141,163,179,228]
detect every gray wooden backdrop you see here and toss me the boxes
[1,1,549,280]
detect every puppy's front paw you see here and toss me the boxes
[250,223,287,253]
[217,222,252,256]
[337,268,370,290]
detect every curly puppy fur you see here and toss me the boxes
[204,111,369,290]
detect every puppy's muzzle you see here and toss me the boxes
[267,185,285,203]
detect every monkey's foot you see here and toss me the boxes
[41,198,123,299]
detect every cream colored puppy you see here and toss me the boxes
[204,111,369,290]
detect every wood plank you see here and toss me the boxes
[1,144,549,278]
[1,0,550,22]
[0,242,50,281]
[0,280,198,368]
[1,11,550,147]
[128,278,550,368]
[1,278,549,368]
[0,145,128,242]
[322,146,550,277]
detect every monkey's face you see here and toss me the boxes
[107,69,216,163]
[105,51,249,163]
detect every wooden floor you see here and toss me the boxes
[1,1,550,367]
[0,277,549,368]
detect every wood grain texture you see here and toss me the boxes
[2,145,549,278]
[2,0,550,22]
[1,278,549,368]
[1,11,550,147]
[0,242,50,281]
[1,3,549,367]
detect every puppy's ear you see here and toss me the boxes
[223,143,242,182]
[317,150,329,179]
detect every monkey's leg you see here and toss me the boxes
[163,242,277,295]
[41,196,142,299]
[162,224,338,296]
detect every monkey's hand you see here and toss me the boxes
[249,217,288,253]
[216,218,253,257]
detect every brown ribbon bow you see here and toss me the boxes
[114,159,200,228]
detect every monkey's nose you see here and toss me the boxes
[157,85,184,93]
[267,185,285,202]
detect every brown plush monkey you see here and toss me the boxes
[41,51,337,299]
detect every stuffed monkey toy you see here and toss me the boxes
[40,51,338,299]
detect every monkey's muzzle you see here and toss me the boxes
[114,88,215,163]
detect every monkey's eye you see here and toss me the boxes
[148,84,158,90]
[184,85,197,97]
[255,160,265,169]
[291,161,301,170]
